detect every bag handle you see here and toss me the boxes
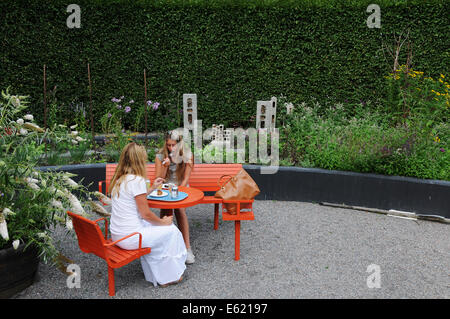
[218,175,233,188]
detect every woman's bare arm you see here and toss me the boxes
[155,156,169,180]
[135,194,172,226]
[179,156,194,187]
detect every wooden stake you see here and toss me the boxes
[43,64,47,130]
[88,63,95,149]
[43,64,47,153]
[144,69,148,146]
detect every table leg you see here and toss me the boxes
[235,220,240,261]
[214,204,219,230]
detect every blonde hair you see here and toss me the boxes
[157,130,193,183]
[109,142,148,198]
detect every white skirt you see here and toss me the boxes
[111,220,187,286]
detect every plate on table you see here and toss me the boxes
[147,191,188,202]
[148,190,168,198]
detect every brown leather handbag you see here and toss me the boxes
[214,168,260,215]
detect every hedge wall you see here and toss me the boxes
[1,0,448,132]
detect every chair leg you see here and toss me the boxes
[234,220,240,261]
[108,266,115,296]
[214,204,219,230]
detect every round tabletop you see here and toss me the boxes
[147,186,204,209]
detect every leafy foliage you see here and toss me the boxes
[0,89,97,262]
[0,0,448,132]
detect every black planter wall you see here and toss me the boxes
[243,165,450,218]
[38,164,450,219]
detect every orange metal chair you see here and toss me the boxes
[67,211,151,296]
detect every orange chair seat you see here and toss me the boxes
[105,240,151,268]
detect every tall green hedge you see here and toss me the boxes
[1,0,448,131]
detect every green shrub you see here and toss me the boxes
[0,0,448,131]
[280,96,449,180]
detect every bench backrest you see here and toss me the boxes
[67,211,107,260]
[105,164,157,194]
[188,164,242,192]
[104,163,242,193]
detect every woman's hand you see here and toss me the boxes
[161,215,173,225]
[135,194,173,226]
[149,177,164,193]
[162,157,170,167]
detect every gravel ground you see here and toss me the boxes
[14,200,450,299]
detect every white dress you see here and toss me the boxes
[110,174,187,286]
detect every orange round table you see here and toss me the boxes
[147,186,204,210]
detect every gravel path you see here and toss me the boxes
[15,200,450,299]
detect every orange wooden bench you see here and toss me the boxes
[67,211,151,296]
[99,163,255,260]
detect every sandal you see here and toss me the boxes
[159,275,183,288]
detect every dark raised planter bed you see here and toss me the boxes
[93,133,160,146]
[38,163,450,219]
[243,165,450,219]
[0,244,40,299]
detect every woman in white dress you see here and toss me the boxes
[109,142,187,287]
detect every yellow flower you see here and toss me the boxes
[440,74,445,79]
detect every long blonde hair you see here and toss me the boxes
[109,142,148,198]
[157,130,193,183]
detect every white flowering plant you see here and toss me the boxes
[0,89,107,263]
[42,123,92,166]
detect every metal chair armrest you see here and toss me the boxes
[104,232,143,250]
